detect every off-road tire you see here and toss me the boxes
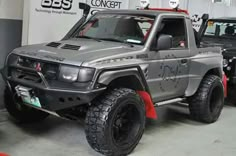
[4,87,49,123]
[85,88,145,156]
[189,75,224,123]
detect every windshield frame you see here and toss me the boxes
[70,12,157,46]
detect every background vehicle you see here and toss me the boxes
[0,3,224,156]
[201,17,236,103]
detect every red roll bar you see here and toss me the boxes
[147,8,189,15]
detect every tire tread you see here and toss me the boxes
[85,88,143,156]
[189,75,224,123]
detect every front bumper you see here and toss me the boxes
[0,67,106,111]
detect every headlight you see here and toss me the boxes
[223,59,229,67]
[59,66,80,82]
[78,67,95,82]
[59,65,95,83]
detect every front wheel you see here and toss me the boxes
[85,88,145,156]
[188,75,224,123]
[4,87,49,123]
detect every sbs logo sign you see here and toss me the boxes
[41,0,73,10]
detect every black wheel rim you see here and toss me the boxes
[112,103,141,147]
[209,85,223,114]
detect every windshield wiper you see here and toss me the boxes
[76,35,101,42]
[98,38,134,47]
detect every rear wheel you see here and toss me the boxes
[4,87,49,123]
[85,88,145,156]
[188,75,224,123]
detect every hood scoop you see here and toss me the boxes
[46,42,81,51]
[46,42,61,48]
[61,44,81,50]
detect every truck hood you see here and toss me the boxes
[13,38,142,66]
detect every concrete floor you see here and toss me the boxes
[0,103,236,156]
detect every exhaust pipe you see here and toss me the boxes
[198,13,209,40]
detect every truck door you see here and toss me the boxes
[147,17,190,102]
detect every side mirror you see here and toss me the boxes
[156,35,173,50]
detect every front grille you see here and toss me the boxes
[224,56,236,79]
[11,68,42,84]
[7,56,87,90]
[10,57,59,84]
[42,64,58,80]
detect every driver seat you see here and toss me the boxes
[223,26,235,36]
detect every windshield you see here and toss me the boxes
[203,20,236,40]
[74,14,155,45]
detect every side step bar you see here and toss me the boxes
[154,98,185,107]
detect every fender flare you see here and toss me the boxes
[96,66,149,92]
[185,66,222,97]
[96,66,157,119]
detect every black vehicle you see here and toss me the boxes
[201,17,236,100]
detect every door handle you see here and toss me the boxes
[181,59,188,64]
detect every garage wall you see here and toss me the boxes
[0,0,24,109]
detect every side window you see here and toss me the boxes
[158,18,188,49]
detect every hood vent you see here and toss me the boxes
[61,44,81,50]
[46,42,61,48]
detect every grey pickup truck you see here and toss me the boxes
[1,4,224,156]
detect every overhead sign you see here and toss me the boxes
[23,0,129,45]
[35,0,80,16]
[86,0,130,15]
[22,0,85,45]
[169,0,180,9]
[41,0,73,10]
